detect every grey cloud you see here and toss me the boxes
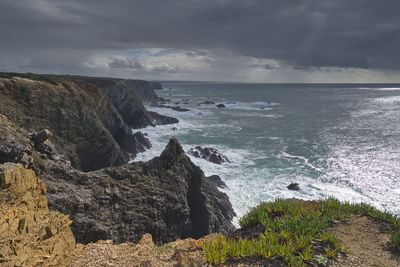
[1,0,400,79]
[108,58,146,71]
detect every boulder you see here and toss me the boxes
[32,129,54,144]
[287,183,300,191]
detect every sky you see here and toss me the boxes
[1,0,400,83]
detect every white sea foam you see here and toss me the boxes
[374,95,400,103]
[357,87,400,91]
[221,101,278,111]
[279,151,324,173]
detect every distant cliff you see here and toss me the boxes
[75,77,176,127]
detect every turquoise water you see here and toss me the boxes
[134,83,400,223]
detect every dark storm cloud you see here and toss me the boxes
[1,0,400,74]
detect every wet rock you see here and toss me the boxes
[287,183,300,191]
[216,104,226,108]
[172,106,190,112]
[208,175,227,189]
[187,146,230,164]
[198,101,215,106]
[148,111,179,125]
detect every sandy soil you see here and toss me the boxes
[330,215,400,267]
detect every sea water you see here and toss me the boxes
[133,83,400,225]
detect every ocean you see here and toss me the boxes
[133,83,400,224]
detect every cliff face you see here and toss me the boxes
[0,163,76,266]
[0,110,235,245]
[0,77,150,171]
[78,77,177,127]
[148,81,163,90]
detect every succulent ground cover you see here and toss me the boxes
[203,198,400,266]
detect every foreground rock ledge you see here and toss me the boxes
[0,163,76,266]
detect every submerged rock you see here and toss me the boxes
[172,106,190,112]
[216,103,226,108]
[187,146,231,164]
[198,101,215,106]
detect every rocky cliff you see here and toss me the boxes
[0,76,154,171]
[0,94,234,246]
[0,163,77,266]
[76,77,177,127]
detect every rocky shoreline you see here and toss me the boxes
[2,73,399,266]
[0,72,235,265]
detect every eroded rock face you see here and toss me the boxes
[187,146,231,164]
[77,77,176,127]
[48,139,235,244]
[0,77,150,171]
[0,115,235,245]
[0,163,76,266]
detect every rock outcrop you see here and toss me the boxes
[0,114,235,245]
[46,138,235,244]
[0,163,76,266]
[187,146,231,164]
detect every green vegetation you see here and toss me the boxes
[390,230,400,250]
[203,198,400,266]
[155,243,173,254]
[0,72,61,85]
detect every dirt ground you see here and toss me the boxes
[330,215,400,267]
